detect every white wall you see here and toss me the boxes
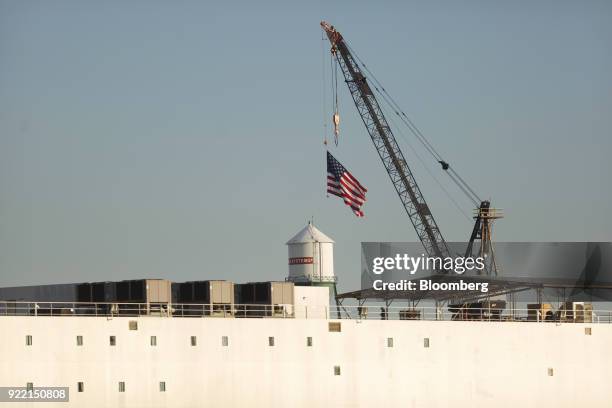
[293,286,329,319]
[1,316,611,408]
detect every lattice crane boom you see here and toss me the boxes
[321,21,451,259]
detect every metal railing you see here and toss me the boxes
[0,301,610,323]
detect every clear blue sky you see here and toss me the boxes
[1,1,611,290]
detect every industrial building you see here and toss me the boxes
[1,223,611,407]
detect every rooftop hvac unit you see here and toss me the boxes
[114,280,171,304]
[77,283,92,302]
[527,304,553,321]
[209,281,234,304]
[449,300,506,321]
[77,282,116,315]
[235,282,294,318]
[558,302,593,323]
[173,281,235,317]
[235,282,293,305]
[89,282,115,302]
[270,282,294,305]
[115,281,130,302]
[175,281,234,304]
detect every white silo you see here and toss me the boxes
[286,222,335,283]
[286,222,340,318]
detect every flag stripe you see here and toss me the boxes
[340,188,365,207]
[340,176,366,199]
[343,172,367,193]
[340,178,366,202]
[327,188,343,197]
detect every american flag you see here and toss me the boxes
[327,151,368,217]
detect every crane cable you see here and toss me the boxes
[332,53,340,146]
[321,35,329,146]
[384,107,473,222]
[363,63,481,205]
[326,49,471,222]
[345,42,482,206]
[365,77,481,209]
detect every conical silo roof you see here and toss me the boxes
[286,222,334,244]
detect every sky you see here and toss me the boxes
[1,1,611,290]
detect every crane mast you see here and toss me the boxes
[321,21,451,259]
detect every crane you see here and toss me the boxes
[321,21,497,266]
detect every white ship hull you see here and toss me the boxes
[1,315,610,407]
